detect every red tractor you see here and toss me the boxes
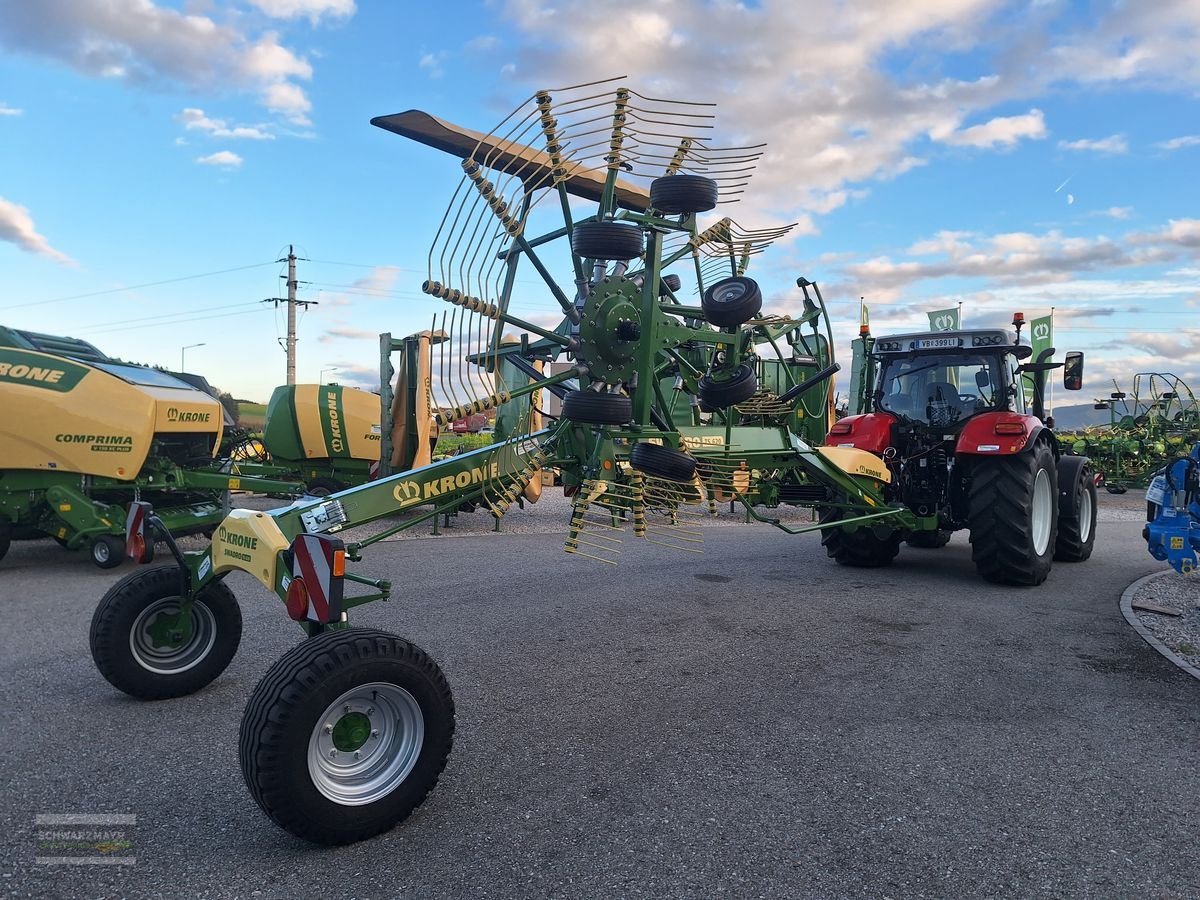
[823,315,1095,585]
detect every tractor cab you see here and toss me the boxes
[872,329,1031,429]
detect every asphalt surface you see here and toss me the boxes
[1,495,1197,899]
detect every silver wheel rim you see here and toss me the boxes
[1031,467,1053,555]
[308,682,425,806]
[714,283,745,304]
[93,541,111,564]
[1078,481,1094,543]
[129,598,216,674]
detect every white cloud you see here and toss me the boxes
[0,102,21,116]
[1102,207,1132,220]
[262,82,311,125]
[0,196,75,265]
[1156,135,1200,151]
[940,109,1047,149]
[419,50,448,79]
[177,107,273,140]
[247,0,355,23]
[196,150,243,167]
[1058,134,1129,153]
[0,1,313,122]
[320,326,377,342]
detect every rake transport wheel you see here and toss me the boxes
[570,221,644,261]
[1054,459,1098,562]
[630,442,697,482]
[239,628,455,846]
[701,277,763,328]
[968,441,1058,585]
[90,566,242,699]
[659,273,682,296]
[819,508,902,568]
[906,529,952,549]
[649,173,719,214]
[90,533,126,569]
[561,390,633,426]
[697,364,758,409]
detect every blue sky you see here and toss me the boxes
[1,0,1198,405]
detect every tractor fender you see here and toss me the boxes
[825,412,896,454]
[955,412,1048,456]
[1056,454,1092,521]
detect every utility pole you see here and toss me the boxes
[263,245,315,385]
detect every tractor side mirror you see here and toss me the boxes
[1063,352,1084,391]
[974,370,990,389]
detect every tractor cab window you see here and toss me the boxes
[878,352,1006,426]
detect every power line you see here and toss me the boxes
[86,306,270,336]
[68,301,260,333]
[0,261,278,310]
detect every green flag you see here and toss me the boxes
[928,307,960,332]
[1029,314,1054,362]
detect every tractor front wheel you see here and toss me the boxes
[239,628,455,845]
[1055,461,1097,562]
[819,508,902,567]
[90,566,242,699]
[968,441,1058,585]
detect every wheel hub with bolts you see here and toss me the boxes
[577,276,654,384]
[128,597,215,674]
[307,682,425,805]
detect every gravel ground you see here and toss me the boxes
[1130,572,1200,671]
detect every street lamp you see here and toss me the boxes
[180,342,206,371]
[319,366,339,384]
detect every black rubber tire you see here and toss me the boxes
[820,508,901,567]
[649,174,719,214]
[571,221,643,261]
[906,529,952,548]
[629,442,697,482]
[306,477,345,498]
[1055,461,1097,562]
[239,628,455,846]
[967,441,1059,586]
[90,566,242,699]
[90,533,126,569]
[561,390,633,426]
[701,277,762,327]
[659,274,682,296]
[1105,484,1127,495]
[698,364,758,408]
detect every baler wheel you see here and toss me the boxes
[90,567,242,699]
[701,276,762,327]
[306,478,345,498]
[239,628,455,845]
[570,220,644,261]
[90,534,126,570]
[649,173,719,214]
[967,441,1058,585]
[697,364,758,409]
[630,442,697,482]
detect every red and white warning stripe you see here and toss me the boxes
[290,533,345,624]
[125,500,154,563]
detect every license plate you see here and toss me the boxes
[916,336,959,349]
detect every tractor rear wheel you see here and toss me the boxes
[701,277,762,327]
[906,529,952,549]
[239,628,455,845]
[819,508,901,567]
[697,364,758,409]
[90,534,126,569]
[968,441,1058,585]
[649,174,719,214]
[1055,461,1097,562]
[630,442,697,482]
[570,221,643,261]
[90,566,242,699]
[561,390,633,426]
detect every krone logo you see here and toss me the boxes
[167,407,210,423]
[392,480,421,503]
[934,315,954,331]
[1033,323,1050,341]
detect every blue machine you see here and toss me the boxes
[1144,443,1200,574]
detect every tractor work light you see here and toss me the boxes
[1012,311,1025,326]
